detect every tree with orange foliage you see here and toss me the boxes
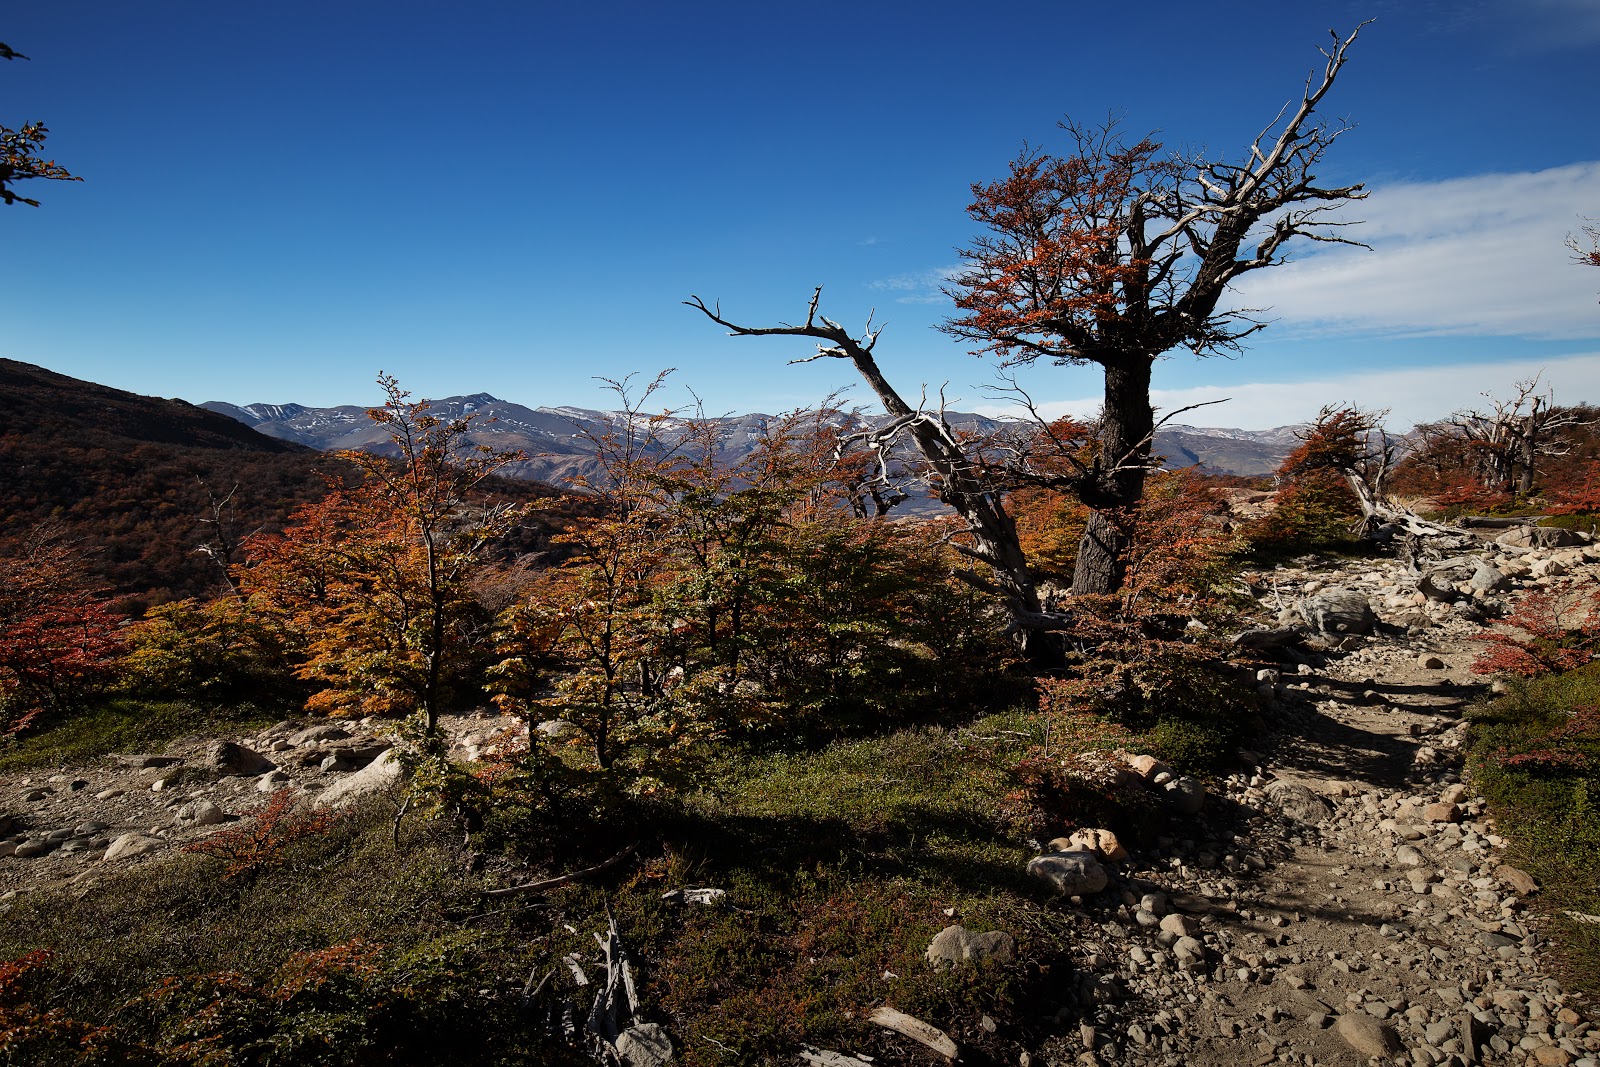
[943,28,1365,595]
[241,376,524,734]
[690,26,1366,660]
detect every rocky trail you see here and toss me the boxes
[3,533,1599,1067]
[1016,533,1599,1067]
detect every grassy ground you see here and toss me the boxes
[1467,662,1600,1000]
[3,706,1132,1065]
[0,697,283,773]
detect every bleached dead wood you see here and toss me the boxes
[868,1006,959,1059]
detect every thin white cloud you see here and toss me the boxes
[868,265,961,304]
[1233,162,1600,340]
[973,352,1600,432]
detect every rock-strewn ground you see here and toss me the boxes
[0,712,508,898]
[1030,538,1599,1067]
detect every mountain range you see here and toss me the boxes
[201,395,1303,487]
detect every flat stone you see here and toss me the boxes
[1026,851,1109,896]
[292,724,352,744]
[925,925,1016,969]
[113,754,180,769]
[13,839,52,858]
[102,833,163,862]
[1335,1013,1402,1058]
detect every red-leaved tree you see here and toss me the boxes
[0,527,125,737]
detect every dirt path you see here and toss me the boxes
[1039,547,1598,1067]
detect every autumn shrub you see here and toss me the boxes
[121,597,300,705]
[1472,581,1600,677]
[1467,666,1600,996]
[0,530,127,739]
[181,788,341,882]
[1239,407,1382,554]
[1036,470,1251,767]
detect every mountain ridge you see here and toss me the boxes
[200,394,1303,482]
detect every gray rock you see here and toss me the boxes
[314,748,405,809]
[1336,1013,1402,1057]
[173,799,226,828]
[1264,781,1332,825]
[1303,587,1376,635]
[292,724,352,744]
[1162,775,1207,815]
[925,925,1016,969]
[205,740,273,775]
[1470,564,1508,592]
[614,1023,674,1067]
[102,833,163,862]
[1498,526,1583,548]
[1027,851,1109,896]
[113,753,181,769]
[13,839,51,858]
[257,769,291,792]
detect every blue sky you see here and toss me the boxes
[3,0,1598,429]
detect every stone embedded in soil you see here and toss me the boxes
[1027,851,1109,896]
[173,799,226,828]
[206,740,273,775]
[924,925,1016,969]
[1421,802,1461,823]
[1417,653,1446,669]
[1161,775,1207,815]
[1335,1012,1402,1057]
[102,833,162,862]
[1498,864,1539,895]
[1263,780,1333,825]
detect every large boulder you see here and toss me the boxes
[1497,525,1584,549]
[1301,588,1375,635]
[313,748,406,809]
[1026,851,1109,896]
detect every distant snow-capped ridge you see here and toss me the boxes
[200,393,1300,480]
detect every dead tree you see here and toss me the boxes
[1450,377,1593,497]
[685,290,1205,664]
[940,26,1368,595]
